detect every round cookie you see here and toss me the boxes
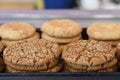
[89,38,120,47]
[5,59,58,71]
[0,22,36,40]
[62,40,116,66]
[42,33,81,43]
[63,65,118,72]
[2,32,40,46]
[65,58,118,71]
[116,43,120,60]
[3,39,61,70]
[87,22,120,40]
[6,62,63,73]
[41,19,82,38]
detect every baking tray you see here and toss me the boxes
[0,10,120,80]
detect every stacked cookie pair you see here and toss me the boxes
[0,22,40,47]
[4,39,63,73]
[62,40,118,72]
[87,22,120,47]
[116,43,120,67]
[41,19,82,47]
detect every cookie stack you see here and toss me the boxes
[0,22,40,47]
[116,43,120,67]
[41,19,82,47]
[87,22,120,47]
[4,39,62,73]
[62,40,118,72]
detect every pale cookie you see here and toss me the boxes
[87,22,120,40]
[2,32,40,46]
[6,62,63,73]
[3,39,61,69]
[42,33,81,43]
[0,22,36,40]
[62,40,116,66]
[41,19,82,38]
[65,58,118,71]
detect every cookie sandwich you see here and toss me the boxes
[0,22,40,46]
[41,19,82,48]
[62,40,118,72]
[4,39,62,73]
[87,22,120,47]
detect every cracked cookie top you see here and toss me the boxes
[62,40,116,66]
[3,39,61,66]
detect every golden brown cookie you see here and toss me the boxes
[89,38,120,47]
[41,19,82,38]
[42,33,81,43]
[0,22,36,40]
[62,40,116,66]
[2,32,40,46]
[6,62,63,73]
[116,43,120,60]
[63,64,118,72]
[3,39,61,70]
[87,22,120,40]
[5,59,58,71]
[65,58,118,71]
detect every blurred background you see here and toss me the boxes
[0,0,119,28]
[0,0,120,10]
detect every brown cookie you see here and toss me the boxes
[62,40,116,66]
[65,58,118,71]
[6,62,63,73]
[89,38,120,47]
[3,39,61,70]
[5,59,58,71]
[63,65,118,72]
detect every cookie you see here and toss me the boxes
[65,58,118,71]
[0,41,4,52]
[62,40,116,66]
[42,33,81,43]
[89,38,120,47]
[2,32,40,46]
[116,43,120,60]
[63,65,118,72]
[3,39,61,70]
[6,62,63,73]
[41,19,82,38]
[0,22,36,40]
[5,59,58,71]
[87,22,120,40]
